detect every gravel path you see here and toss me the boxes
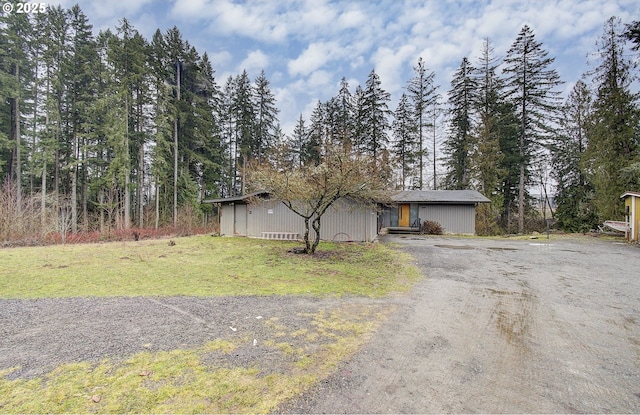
[0,295,361,380]
[280,235,640,413]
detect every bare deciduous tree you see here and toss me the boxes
[248,145,389,254]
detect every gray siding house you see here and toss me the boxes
[379,190,491,235]
[206,189,490,242]
[206,192,378,242]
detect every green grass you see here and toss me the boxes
[0,304,394,414]
[0,236,421,413]
[0,235,420,299]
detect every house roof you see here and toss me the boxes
[204,189,491,205]
[390,190,491,204]
[621,191,640,199]
[203,191,269,204]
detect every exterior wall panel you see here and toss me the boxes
[234,203,247,236]
[247,201,305,238]
[220,204,234,235]
[246,199,377,242]
[419,204,475,234]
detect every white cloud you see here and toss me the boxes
[238,50,270,74]
[209,50,233,68]
[371,44,417,97]
[288,41,340,76]
[337,7,367,29]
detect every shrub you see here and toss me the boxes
[420,220,443,235]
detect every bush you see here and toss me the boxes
[420,220,443,235]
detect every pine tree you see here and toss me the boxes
[305,101,324,166]
[253,69,279,161]
[552,80,597,231]
[232,70,255,193]
[352,85,367,154]
[0,5,32,214]
[443,57,477,190]
[624,20,640,50]
[103,18,149,230]
[39,6,69,218]
[288,114,308,167]
[332,77,355,149]
[392,93,417,190]
[220,75,237,196]
[66,5,98,231]
[147,28,172,227]
[407,57,438,189]
[584,17,639,221]
[503,25,563,233]
[361,69,391,171]
[470,39,510,233]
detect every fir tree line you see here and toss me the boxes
[0,4,638,239]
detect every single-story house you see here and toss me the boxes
[204,191,379,242]
[379,190,491,235]
[205,189,490,242]
[622,191,640,242]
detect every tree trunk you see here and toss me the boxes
[14,63,21,218]
[41,159,47,230]
[138,131,144,228]
[71,129,78,233]
[303,216,311,253]
[173,61,180,228]
[155,183,160,229]
[311,215,322,254]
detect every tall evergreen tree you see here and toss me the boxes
[332,77,355,149]
[147,28,172,226]
[288,113,308,167]
[443,57,477,190]
[407,57,438,189]
[352,85,367,153]
[0,5,32,213]
[470,39,512,233]
[584,17,639,221]
[232,70,255,193]
[392,93,417,190]
[503,25,563,233]
[305,101,324,166]
[252,69,279,161]
[552,80,597,231]
[66,5,98,231]
[623,20,640,50]
[195,52,224,204]
[361,69,391,171]
[220,75,237,196]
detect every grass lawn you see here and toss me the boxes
[0,236,420,413]
[0,235,420,299]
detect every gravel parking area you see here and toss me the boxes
[281,235,640,413]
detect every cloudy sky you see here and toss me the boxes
[54,0,638,135]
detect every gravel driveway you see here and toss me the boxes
[281,235,640,413]
[2,235,640,413]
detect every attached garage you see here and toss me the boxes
[379,190,491,235]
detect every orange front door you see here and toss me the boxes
[399,204,410,227]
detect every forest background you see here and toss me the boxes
[0,2,639,244]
